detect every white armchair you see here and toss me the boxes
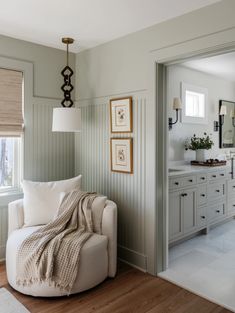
[6,198,117,297]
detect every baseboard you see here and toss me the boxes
[0,243,147,272]
[118,245,147,272]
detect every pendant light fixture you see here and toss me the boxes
[52,37,81,132]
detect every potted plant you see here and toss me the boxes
[185,133,214,162]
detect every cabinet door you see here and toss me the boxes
[182,188,197,234]
[169,191,183,241]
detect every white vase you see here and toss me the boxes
[195,149,207,162]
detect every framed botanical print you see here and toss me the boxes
[110,138,133,174]
[110,97,133,133]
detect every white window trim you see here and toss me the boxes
[181,82,208,125]
[0,137,23,194]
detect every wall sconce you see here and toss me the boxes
[230,109,235,127]
[168,97,182,130]
[214,104,227,131]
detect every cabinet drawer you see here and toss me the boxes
[197,207,207,228]
[197,173,207,184]
[208,170,226,181]
[208,203,225,222]
[169,177,183,190]
[197,185,207,206]
[169,175,196,190]
[228,201,235,214]
[208,182,225,201]
[182,175,196,187]
[228,181,235,198]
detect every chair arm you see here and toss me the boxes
[8,199,24,236]
[102,200,117,277]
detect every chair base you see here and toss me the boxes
[6,227,108,297]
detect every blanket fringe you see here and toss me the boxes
[16,277,73,295]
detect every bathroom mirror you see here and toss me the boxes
[219,100,235,148]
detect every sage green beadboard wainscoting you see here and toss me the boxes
[31,98,74,182]
[0,205,8,261]
[75,93,147,270]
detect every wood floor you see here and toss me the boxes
[0,262,231,313]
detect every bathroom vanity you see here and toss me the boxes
[169,165,235,244]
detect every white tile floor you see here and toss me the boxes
[159,219,235,312]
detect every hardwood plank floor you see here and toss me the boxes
[0,262,231,313]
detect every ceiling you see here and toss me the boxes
[183,52,235,83]
[0,0,220,52]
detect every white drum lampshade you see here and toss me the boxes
[52,107,81,132]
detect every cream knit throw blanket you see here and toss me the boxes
[16,190,97,294]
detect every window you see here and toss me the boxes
[0,68,23,193]
[0,138,21,192]
[181,83,208,124]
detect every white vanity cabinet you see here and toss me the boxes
[169,167,233,244]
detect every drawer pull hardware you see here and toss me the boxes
[216,190,220,193]
[181,193,188,197]
[233,186,235,188]
[175,182,179,185]
[201,177,205,180]
[212,175,216,178]
[233,205,235,207]
[201,194,206,197]
[216,210,220,213]
[189,179,193,182]
[220,174,224,176]
[201,216,206,219]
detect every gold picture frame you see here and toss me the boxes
[110,138,133,174]
[110,97,133,133]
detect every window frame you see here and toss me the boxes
[181,82,208,125]
[0,137,22,194]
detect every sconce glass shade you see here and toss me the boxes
[52,107,81,132]
[220,105,227,116]
[173,97,182,110]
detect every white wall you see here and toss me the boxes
[167,65,235,162]
[75,0,235,272]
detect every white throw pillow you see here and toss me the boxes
[22,175,82,227]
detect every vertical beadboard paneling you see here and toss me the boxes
[75,92,147,269]
[0,100,75,260]
[31,101,75,182]
[0,206,8,260]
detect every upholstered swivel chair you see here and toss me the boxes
[6,198,117,297]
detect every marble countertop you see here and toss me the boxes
[168,163,231,177]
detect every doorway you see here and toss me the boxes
[152,35,235,308]
[147,28,235,275]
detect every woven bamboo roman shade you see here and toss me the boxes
[0,68,23,137]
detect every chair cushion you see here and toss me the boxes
[22,175,82,227]
[6,226,108,297]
